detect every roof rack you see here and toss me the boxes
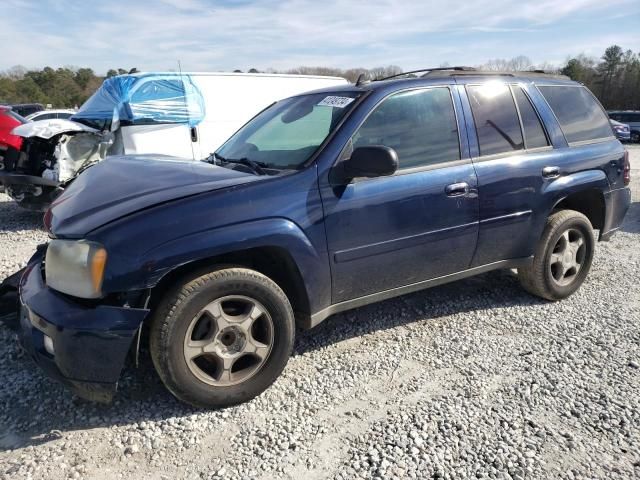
[376,66,476,82]
[424,69,569,80]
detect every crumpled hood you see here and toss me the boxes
[48,155,259,237]
[12,118,98,139]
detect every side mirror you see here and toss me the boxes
[341,146,398,180]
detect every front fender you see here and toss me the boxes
[105,217,330,314]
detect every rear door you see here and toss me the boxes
[459,80,559,266]
[320,86,479,303]
[460,80,619,267]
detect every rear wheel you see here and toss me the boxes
[150,267,295,409]
[518,210,594,301]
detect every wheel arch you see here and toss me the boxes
[544,169,609,233]
[551,188,606,231]
[147,246,313,329]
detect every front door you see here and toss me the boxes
[320,86,479,303]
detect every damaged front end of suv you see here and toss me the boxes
[0,119,116,210]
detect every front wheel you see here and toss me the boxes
[150,267,295,409]
[518,210,594,301]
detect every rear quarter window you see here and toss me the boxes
[538,86,613,144]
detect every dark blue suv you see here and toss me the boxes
[18,68,631,408]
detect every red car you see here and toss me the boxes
[0,106,26,192]
[0,105,25,151]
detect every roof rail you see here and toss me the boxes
[376,66,476,82]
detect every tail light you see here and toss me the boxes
[623,150,630,186]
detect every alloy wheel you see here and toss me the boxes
[183,295,274,386]
[548,228,586,287]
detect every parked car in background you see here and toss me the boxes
[610,119,631,142]
[0,106,25,151]
[1,72,347,209]
[18,68,631,408]
[26,109,76,122]
[0,106,27,189]
[608,110,640,143]
[10,103,44,117]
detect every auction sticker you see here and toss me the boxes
[317,96,355,108]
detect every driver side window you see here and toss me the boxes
[351,87,461,170]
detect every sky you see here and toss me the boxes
[2,0,639,74]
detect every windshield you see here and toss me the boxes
[214,91,361,170]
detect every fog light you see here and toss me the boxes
[43,335,54,355]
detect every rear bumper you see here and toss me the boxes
[18,254,149,402]
[600,187,631,241]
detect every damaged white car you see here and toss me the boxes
[2,120,114,208]
[0,71,346,209]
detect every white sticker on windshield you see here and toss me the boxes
[317,96,355,108]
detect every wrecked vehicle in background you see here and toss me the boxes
[0,72,347,209]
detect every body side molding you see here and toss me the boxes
[307,257,533,328]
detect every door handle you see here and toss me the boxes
[445,182,469,197]
[542,166,560,179]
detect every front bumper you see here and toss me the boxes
[18,254,149,402]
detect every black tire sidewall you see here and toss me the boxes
[156,270,294,408]
[541,216,594,299]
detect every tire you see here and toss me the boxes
[518,210,594,301]
[150,267,295,409]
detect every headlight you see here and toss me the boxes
[45,240,107,299]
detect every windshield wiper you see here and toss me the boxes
[211,153,267,176]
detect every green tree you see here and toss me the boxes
[598,45,624,106]
[74,68,95,89]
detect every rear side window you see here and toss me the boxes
[512,86,549,149]
[352,87,460,169]
[467,83,524,156]
[36,113,57,121]
[538,86,612,144]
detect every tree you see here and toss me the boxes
[598,45,624,105]
[0,47,638,110]
[480,55,532,71]
[75,68,95,89]
[14,77,47,104]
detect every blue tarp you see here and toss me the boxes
[71,74,206,128]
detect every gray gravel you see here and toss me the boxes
[0,146,639,480]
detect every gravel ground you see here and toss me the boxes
[0,146,639,480]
